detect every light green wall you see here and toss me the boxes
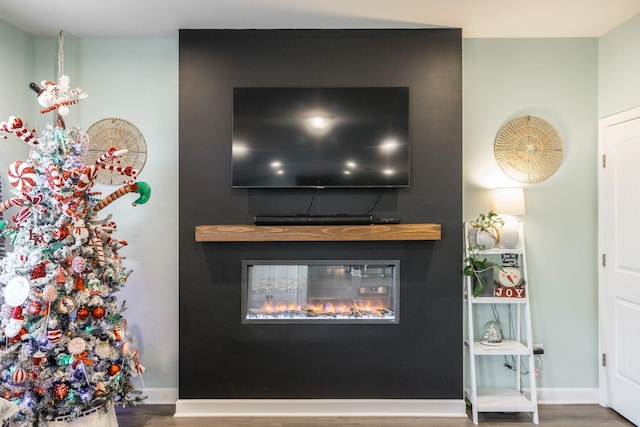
[0,21,35,117]
[0,20,34,209]
[463,38,599,389]
[599,13,640,117]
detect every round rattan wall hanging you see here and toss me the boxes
[83,118,147,185]
[494,115,563,184]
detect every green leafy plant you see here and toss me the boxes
[470,210,503,236]
[464,247,495,297]
[464,211,504,297]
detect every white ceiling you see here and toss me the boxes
[1,0,639,38]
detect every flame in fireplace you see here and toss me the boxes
[250,298,393,319]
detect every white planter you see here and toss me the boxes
[468,226,499,249]
[46,404,118,427]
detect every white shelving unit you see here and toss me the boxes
[463,222,539,424]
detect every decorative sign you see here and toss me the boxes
[501,253,519,266]
[494,267,525,298]
[494,254,525,297]
[494,285,526,298]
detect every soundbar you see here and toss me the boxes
[254,215,374,226]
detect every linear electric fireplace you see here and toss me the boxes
[242,260,399,324]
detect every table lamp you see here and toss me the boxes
[491,187,525,249]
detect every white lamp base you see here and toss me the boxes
[499,222,520,249]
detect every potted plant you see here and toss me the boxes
[464,211,504,297]
[468,211,504,249]
[464,247,495,297]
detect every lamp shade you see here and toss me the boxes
[491,187,526,215]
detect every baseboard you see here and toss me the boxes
[149,388,598,414]
[141,388,178,404]
[174,399,467,417]
[536,388,599,404]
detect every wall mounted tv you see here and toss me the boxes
[232,87,410,188]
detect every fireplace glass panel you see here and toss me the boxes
[242,260,399,323]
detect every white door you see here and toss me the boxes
[599,107,640,425]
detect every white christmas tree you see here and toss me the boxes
[0,73,149,426]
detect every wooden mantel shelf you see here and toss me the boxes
[195,223,441,242]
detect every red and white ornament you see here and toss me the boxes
[131,349,146,374]
[71,256,86,273]
[1,304,13,320]
[7,161,36,191]
[47,329,63,344]
[91,236,106,266]
[27,300,42,315]
[113,324,123,341]
[53,383,68,400]
[5,306,28,342]
[67,337,87,355]
[55,266,66,284]
[33,351,46,366]
[45,163,63,193]
[11,367,27,383]
[52,227,68,240]
[1,116,37,145]
[30,261,48,280]
[42,284,57,303]
[121,341,130,357]
[72,219,89,241]
[73,166,98,192]
[57,296,76,314]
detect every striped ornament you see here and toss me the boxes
[47,329,63,343]
[8,161,36,191]
[27,300,42,315]
[12,367,27,383]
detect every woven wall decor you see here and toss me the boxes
[494,115,563,184]
[83,118,147,185]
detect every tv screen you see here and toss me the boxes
[232,87,410,188]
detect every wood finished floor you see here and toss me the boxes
[115,405,634,426]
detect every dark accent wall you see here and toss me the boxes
[179,29,462,399]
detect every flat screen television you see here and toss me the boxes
[231,87,410,188]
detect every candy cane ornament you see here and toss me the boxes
[93,182,151,212]
[0,196,36,225]
[68,146,128,193]
[0,116,38,146]
[131,348,146,387]
[91,236,105,266]
[0,198,20,214]
[45,163,64,194]
[95,147,128,165]
[98,164,138,185]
